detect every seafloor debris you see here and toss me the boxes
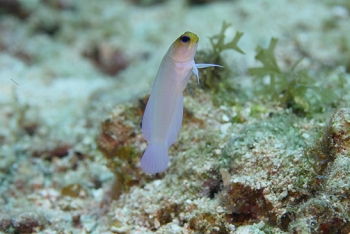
[83,43,129,76]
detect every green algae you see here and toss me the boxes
[208,21,245,56]
[249,38,339,115]
[195,21,245,107]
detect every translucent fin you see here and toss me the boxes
[142,93,155,141]
[195,63,223,69]
[167,94,183,146]
[140,141,169,174]
[193,64,223,84]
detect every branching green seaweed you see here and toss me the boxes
[249,38,337,115]
[195,21,244,104]
[208,21,245,60]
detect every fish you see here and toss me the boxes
[141,31,221,174]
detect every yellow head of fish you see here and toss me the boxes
[169,31,199,62]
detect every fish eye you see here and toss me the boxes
[180,35,190,43]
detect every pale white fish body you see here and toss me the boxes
[141,32,220,174]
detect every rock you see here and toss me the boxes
[331,108,350,156]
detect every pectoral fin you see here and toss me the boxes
[193,63,223,84]
[195,63,223,69]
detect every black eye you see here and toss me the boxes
[180,35,190,43]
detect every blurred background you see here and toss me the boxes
[0,0,349,233]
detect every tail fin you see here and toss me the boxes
[140,141,169,174]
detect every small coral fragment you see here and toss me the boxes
[61,184,87,198]
[84,43,129,76]
[219,168,231,187]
